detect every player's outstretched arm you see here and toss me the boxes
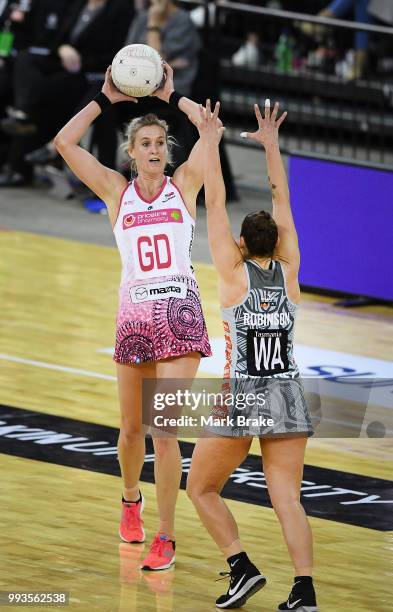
[199,100,244,283]
[54,67,137,226]
[241,101,300,272]
[152,63,202,126]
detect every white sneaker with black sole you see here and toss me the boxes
[278,606,318,612]
[277,577,318,611]
[215,562,267,609]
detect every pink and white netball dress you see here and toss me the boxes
[113,176,211,364]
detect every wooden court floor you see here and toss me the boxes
[0,230,392,611]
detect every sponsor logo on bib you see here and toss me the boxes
[122,208,183,230]
[162,191,176,203]
[134,286,148,300]
[130,281,187,303]
[259,289,280,312]
[123,214,135,228]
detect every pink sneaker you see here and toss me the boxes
[119,495,145,543]
[141,533,176,571]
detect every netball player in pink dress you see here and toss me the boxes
[54,64,211,570]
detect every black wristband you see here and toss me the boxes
[168,90,183,109]
[147,26,161,32]
[93,91,112,113]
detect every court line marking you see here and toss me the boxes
[0,353,116,381]
[1,352,392,433]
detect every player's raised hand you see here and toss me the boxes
[151,62,174,103]
[102,67,137,104]
[197,99,225,144]
[241,99,287,148]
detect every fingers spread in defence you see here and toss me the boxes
[276,110,287,127]
[264,97,271,121]
[254,103,263,126]
[271,100,279,122]
[213,100,220,119]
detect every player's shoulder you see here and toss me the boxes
[218,261,249,308]
[172,161,187,187]
[278,259,301,304]
[106,171,130,221]
[110,169,130,197]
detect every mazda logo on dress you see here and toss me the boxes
[135,287,148,300]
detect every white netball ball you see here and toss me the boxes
[111,44,164,97]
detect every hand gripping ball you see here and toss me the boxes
[111,44,164,97]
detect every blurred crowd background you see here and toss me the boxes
[0,0,392,203]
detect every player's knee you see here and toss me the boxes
[152,436,180,460]
[271,496,302,520]
[186,476,199,502]
[119,422,143,446]
[186,476,216,503]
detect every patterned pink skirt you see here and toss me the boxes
[113,275,212,365]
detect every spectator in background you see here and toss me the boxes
[0,0,31,49]
[23,0,69,52]
[0,1,32,115]
[0,0,9,16]
[368,0,393,24]
[189,0,238,201]
[232,31,260,67]
[301,0,374,79]
[127,0,201,97]
[0,0,134,186]
[0,0,35,165]
[367,1,393,80]
[223,2,327,68]
[228,0,274,68]
[123,0,201,169]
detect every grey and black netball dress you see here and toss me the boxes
[216,259,314,437]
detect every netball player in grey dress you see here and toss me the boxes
[187,101,317,611]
